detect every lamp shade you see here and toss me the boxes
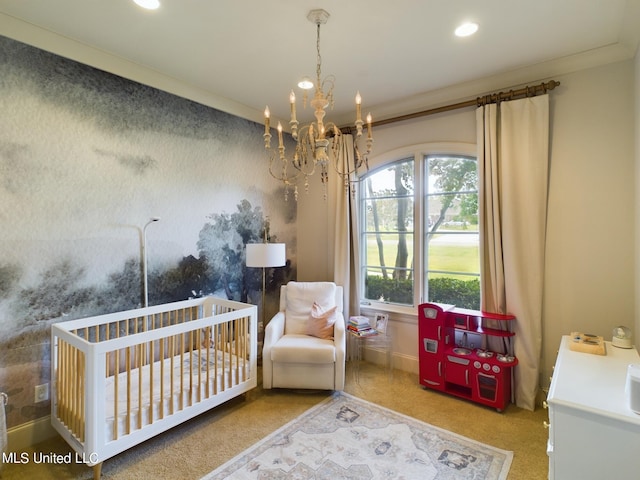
[246,243,286,268]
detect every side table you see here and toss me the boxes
[348,330,393,384]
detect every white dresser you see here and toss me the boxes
[546,335,640,480]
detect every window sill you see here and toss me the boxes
[359,301,417,325]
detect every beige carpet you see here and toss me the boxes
[0,363,549,479]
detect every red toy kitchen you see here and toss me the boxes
[418,302,518,411]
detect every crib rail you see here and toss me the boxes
[51,296,257,452]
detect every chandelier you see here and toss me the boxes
[263,9,373,201]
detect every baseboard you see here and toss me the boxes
[392,353,419,374]
[362,348,419,375]
[7,415,57,451]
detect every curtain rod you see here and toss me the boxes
[367,80,560,129]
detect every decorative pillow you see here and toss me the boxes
[285,282,337,335]
[306,302,337,340]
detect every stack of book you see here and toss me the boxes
[348,316,378,337]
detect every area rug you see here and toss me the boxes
[201,392,513,480]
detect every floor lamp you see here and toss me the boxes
[246,243,286,350]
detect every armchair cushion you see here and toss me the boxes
[307,302,337,340]
[284,281,337,335]
[270,335,336,363]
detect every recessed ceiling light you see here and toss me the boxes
[133,0,160,10]
[455,22,478,37]
[297,77,314,90]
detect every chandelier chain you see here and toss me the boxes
[316,23,322,86]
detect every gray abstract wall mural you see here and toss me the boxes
[0,35,296,429]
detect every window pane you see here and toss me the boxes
[427,193,478,233]
[364,158,413,197]
[427,271,480,310]
[365,268,414,305]
[426,233,479,275]
[428,156,477,195]
[425,154,479,309]
[363,233,414,272]
[364,198,414,233]
[360,158,414,306]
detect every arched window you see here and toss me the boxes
[358,147,479,310]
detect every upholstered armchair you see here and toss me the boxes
[262,281,345,391]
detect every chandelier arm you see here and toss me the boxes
[268,150,301,183]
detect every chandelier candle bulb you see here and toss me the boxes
[355,91,364,137]
[367,113,372,139]
[290,91,296,119]
[289,91,299,138]
[263,106,272,148]
[277,122,284,148]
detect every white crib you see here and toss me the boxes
[51,296,257,479]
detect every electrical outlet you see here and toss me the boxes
[35,383,49,403]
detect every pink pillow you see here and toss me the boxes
[307,302,337,340]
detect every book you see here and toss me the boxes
[349,316,370,328]
[348,326,379,337]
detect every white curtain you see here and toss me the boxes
[476,95,549,410]
[330,134,360,319]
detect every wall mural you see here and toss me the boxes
[0,35,296,429]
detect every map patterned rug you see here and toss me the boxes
[201,392,512,480]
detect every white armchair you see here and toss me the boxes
[262,281,345,391]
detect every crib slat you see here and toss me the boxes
[57,341,66,428]
[58,341,64,424]
[105,322,110,377]
[149,336,154,425]
[137,342,143,430]
[69,347,84,441]
[159,333,164,420]
[188,329,194,406]
[228,320,233,388]
[240,316,245,382]
[126,346,131,435]
[196,329,201,404]
[169,334,175,416]
[233,320,241,381]
[220,322,225,391]
[66,342,72,432]
[69,343,76,435]
[179,331,184,412]
[243,315,248,381]
[213,323,218,395]
[78,348,85,442]
[205,326,211,399]
[114,347,119,440]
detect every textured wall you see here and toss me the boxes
[0,36,296,429]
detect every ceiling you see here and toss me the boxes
[1,1,639,128]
